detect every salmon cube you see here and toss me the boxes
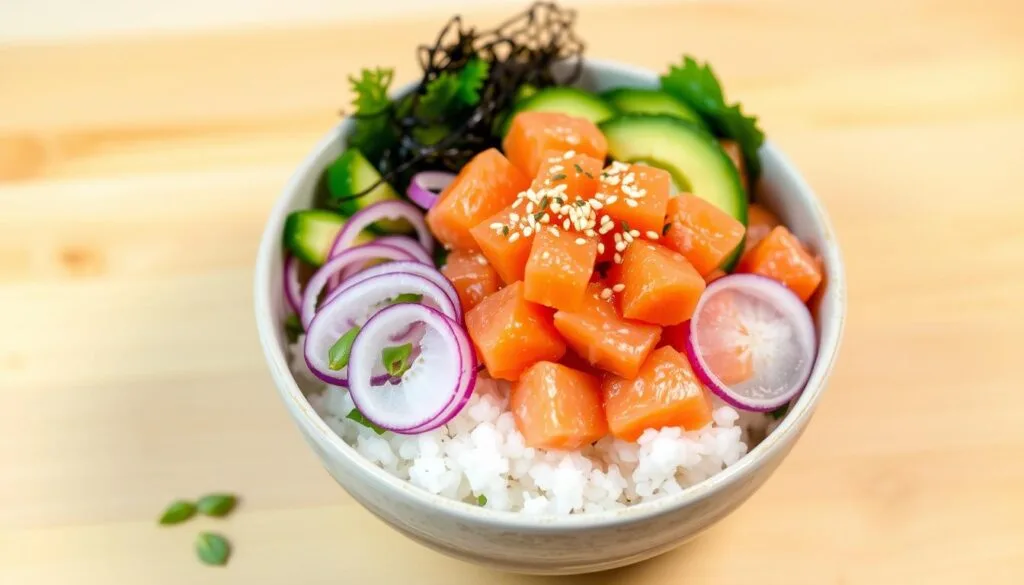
[441,249,502,312]
[470,205,534,284]
[602,346,713,441]
[662,194,746,276]
[596,163,672,233]
[511,361,608,449]
[530,150,603,203]
[426,148,529,250]
[523,230,599,312]
[503,112,608,177]
[738,225,822,302]
[744,203,781,253]
[618,240,705,326]
[465,282,566,381]
[553,283,662,379]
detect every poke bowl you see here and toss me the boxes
[254,3,845,576]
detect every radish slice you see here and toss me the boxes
[338,235,432,281]
[300,243,417,330]
[348,303,476,434]
[407,171,456,210]
[303,273,458,386]
[325,261,463,321]
[685,273,817,412]
[283,254,303,315]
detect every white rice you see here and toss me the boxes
[289,336,778,514]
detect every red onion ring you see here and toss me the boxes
[406,171,457,210]
[283,254,303,315]
[326,201,434,290]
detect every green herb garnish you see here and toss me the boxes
[573,163,584,174]
[660,56,765,178]
[328,326,361,371]
[540,195,550,209]
[769,404,789,420]
[621,220,630,231]
[502,225,510,237]
[419,58,491,120]
[533,211,544,221]
[196,494,237,518]
[382,343,414,377]
[346,408,387,434]
[455,58,490,106]
[390,293,423,305]
[433,246,449,269]
[158,500,196,525]
[195,532,231,567]
[583,171,594,179]
[477,494,488,506]
[347,68,397,161]
[284,313,303,343]
[551,173,567,181]
[662,223,672,235]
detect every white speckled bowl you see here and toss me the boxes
[254,59,846,575]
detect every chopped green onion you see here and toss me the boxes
[390,293,423,305]
[477,494,487,506]
[328,326,361,371]
[346,408,386,434]
[551,173,567,181]
[381,343,414,377]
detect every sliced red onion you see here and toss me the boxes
[300,243,417,330]
[348,302,476,434]
[338,235,432,280]
[304,273,458,386]
[325,260,463,321]
[407,171,456,210]
[283,254,303,315]
[685,274,817,412]
[327,200,433,262]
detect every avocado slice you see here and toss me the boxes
[601,88,707,130]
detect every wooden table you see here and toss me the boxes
[2,0,1022,582]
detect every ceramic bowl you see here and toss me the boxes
[254,58,846,575]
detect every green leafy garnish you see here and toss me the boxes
[390,293,423,305]
[662,223,672,235]
[158,500,196,525]
[346,408,387,434]
[620,220,630,231]
[433,246,450,269]
[551,173,567,181]
[769,404,789,420]
[347,68,397,161]
[477,494,487,506]
[195,532,231,566]
[328,326,361,371]
[196,494,237,518]
[382,343,414,377]
[660,56,765,179]
[502,225,510,237]
[419,58,492,121]
[540,195,550,209]
[456,58,490,106]
[284,313,303,344]
[533,211,544,221]
[573,163,584,174]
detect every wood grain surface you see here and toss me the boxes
[2,0,1023,583]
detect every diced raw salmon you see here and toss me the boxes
[470,205,534,284]
[426,148,529,250]
[720,139,749,193]
[602,346,713,441]
[523,229,598,312]
[511,361,608,449]
[531,150,603,203]
[595,163,672,233]
[662,194,746,276]
[553,283,662,379]
[618,240,705,326]
[737,225,823,302]
[465,282,566,381]
[503,112,608,177]
[744,203,781,253]
[441,249,502,312]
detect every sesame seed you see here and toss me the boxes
[590,200,603,210]
[541,213,551,223]
[612,283,625,293]
[512,198,523,209]
[622,232,634,244]
[549,165,565,173]
[646,230,660,240]
[563,218,571,230]
[526,202,535,214]
[563,150,576,159]
[508,232,521,243]
[552,184,568,194]
[614,253,623,264]
[550,203,562,214]
[548,227,560,237]
[598,223,614,235]
[523,227,533,237]
[489,222,504,230]
[597,242,606,255]
[541,251,550,260]
[509,213,520,223]
[600,288,613,300]
[476,255,488,265]
[629,229,641,238]
[615,241,627,252]
[613,233,623,243]
[604,176,621,186]
[611,161,630,172]
[625,198,638,208]
[584,229,596,237]
[548,155,563,163]
[575,237,587,245]
[622,173,635,186]
[601,214,613,225]
[605,196,618,205]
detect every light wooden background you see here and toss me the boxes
[2,0,1023,583]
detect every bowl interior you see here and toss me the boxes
[253,58,846,527]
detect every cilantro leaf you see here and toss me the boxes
[347,68,397,161]
[660,56,764,179]
[418,72,461,120]
[456,58,490,106]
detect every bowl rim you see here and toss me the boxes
[254,57,847,530]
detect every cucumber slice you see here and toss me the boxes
[324,149,410,234]
[601,114,748,269]
[601,88,707,129]
[283,209,373,266]
[500,87,616,135]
